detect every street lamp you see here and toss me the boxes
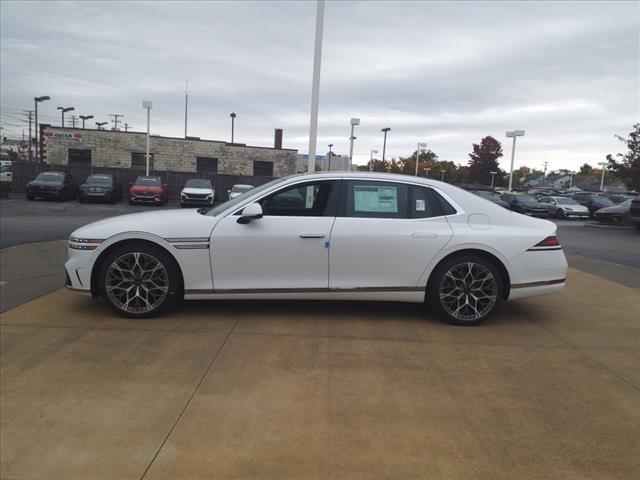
[79,115,93,129]
[415,142,427,176]
[143,101,153,176]
[441,170,446,182]
[424,168,431,177]
[598,161,608,191]
[348,118,360,170]
[369,149,378,172]
[34,95,50,162]
[506,130,525,192]
[57,106,74,127]
[490,171,498,188]
[95,122,107,130]
[569,171,576,189]
[381,127,390,162]
[230,112,236,143]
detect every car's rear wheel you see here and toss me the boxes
[428,255,503,326]
[99,244,181,318]
[27,193,34,201]
[556,209,565,219]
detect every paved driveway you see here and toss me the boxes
[1,263,638,479]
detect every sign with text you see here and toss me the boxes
[47,132,82,143]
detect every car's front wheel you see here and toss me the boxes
[428,255,503,326]
[99,243,181,318]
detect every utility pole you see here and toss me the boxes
[184,80,188,138]
[542,161,549,177]
[70,115,77,128]
[124,123,131,132]
[110,114,123,131]
[27,110,33,161]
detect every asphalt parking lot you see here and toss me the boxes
[1,197,639,479]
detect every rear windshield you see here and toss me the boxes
[592,196,613,206]
[35,172,65,182]
[85,175,112,185]
[185,179,212,189]
[135,177,161,186]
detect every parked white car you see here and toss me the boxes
[538,196,589,219]
[228,183,254,199]
[180,178,215,207]
[65,172,567,325]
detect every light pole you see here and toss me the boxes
[369,149,378,172]
[95,122,107,130]
[34,96,50,162]
[506,130,525,192]
[415,142,427,176]
[381,127,390,162]
[490,171,498,188]
[143,101,152,176]
[327,144,333,171]
[307,0,325,172]
[441,170,446,182]
[424,168,431,177]
[57,106,74,127]
[230,112,236,143]
[79,115,93,129]
[598,161,608,191]
[348,118,360,170]
[569,171,576,189]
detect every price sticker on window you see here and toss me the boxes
[416,199,426,211]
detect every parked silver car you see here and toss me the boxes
[538,196,589,219]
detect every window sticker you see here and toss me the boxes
[416,199,426,211]
[354,185,398,213]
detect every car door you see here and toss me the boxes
[210,180,337,291]
[329,180,453,290]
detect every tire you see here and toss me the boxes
[79,194,87,203]
[99,243,181,318]
[27,193,35,201]
[555,209,564,219]
[427,254,503,326]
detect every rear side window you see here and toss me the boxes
[341,181,455,219]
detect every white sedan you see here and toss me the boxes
[65,172,567,325]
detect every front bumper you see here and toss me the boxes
[181,196,214,206]
[561,210,589,218]
[65,246,93,293]
[29,189,62,199]
[130,194,163,203]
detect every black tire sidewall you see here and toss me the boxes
[428,254,503,326]
[98,243,181,318]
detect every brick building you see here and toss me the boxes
[42,126,298,177]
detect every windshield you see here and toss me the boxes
[85,175,112,186]
[619,199,633,207]
[135,176,161,186]
[474,191,500,201]
[185,179,212,189]
[593,196,613,206]
[517,194,538,203]
[206,178,286,216]
[555,197,577,205]
[35,172,65,182]
[231,185,253,193]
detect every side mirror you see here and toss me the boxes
[237,203,263,224]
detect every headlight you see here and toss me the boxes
[68,237,104,250]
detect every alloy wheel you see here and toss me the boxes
[105,252,169,314]
[439,262,498,322]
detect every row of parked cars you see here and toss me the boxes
[24,171,255,207]
[469,188,638,224]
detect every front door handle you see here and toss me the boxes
[299,233,326,238]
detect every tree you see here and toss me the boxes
[579,163,594,175]
[397,148,439,176]
[607,123,640,191]
[388,158,401,173]
[468,136,504,185]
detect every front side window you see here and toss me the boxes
[261,180,335,216]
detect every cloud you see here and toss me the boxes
[1,0,638,172]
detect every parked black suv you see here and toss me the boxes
[79,173,122,203]
[26,171,78,201]
[500,193,548,217]
[570,193,614,216]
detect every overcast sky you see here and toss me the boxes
[1,1,638,171]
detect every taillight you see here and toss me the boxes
[528,236,561,250]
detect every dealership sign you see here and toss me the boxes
[47,132,82,142]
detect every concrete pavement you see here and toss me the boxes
[1,261,638,479]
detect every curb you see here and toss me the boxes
[584,222,635,231]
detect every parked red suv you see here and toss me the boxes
[128,176,168,205]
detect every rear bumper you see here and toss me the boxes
[507,248,568,300]
[508,281,565,300]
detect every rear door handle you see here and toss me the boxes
[412,232,438,238]
[299,233,326,238]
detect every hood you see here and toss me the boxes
[181,187,214,195]
[519,201,545,208]
[70,209,218,241]
[595,204,629,214]
[28,179,63,187]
